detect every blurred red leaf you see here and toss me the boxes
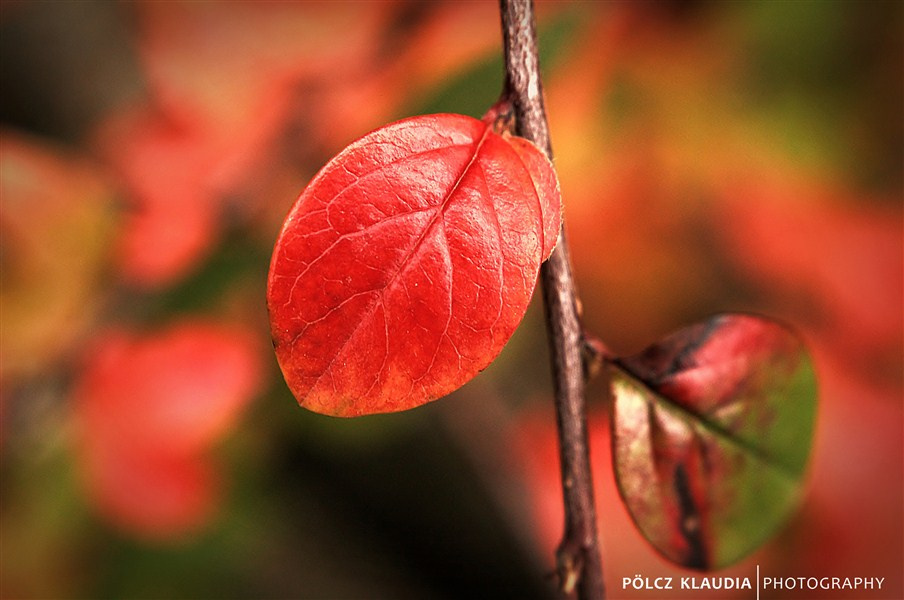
[76,321,263,455]
[125,1,395,212]
[73,320,263,540]
[90,106,221,287]
[716,177,903,381]
[793,347,904,594]
[132,1,393,134]
[609,314,817,569]
[80,440,219,543]
[268,114,561,416]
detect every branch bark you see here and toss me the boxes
[498,1,606,599]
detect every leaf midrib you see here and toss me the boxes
[612,365,804,481]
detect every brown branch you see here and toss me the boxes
[498,1,606,599]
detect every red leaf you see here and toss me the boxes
[72,320,263,541]
[609,314,817,569]
[715,177,903,374]
[91,106,219,287]
[76,321,263,455]
[80,440,219,543]
[268,114,561,416]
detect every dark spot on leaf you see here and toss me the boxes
[674,463,708,569]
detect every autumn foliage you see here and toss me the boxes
[72,322,262,540]
[609,315,816,569]
[0,2,900,599]
[268,113,560,416]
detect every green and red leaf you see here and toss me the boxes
[608,313,817,569]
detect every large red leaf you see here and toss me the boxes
[608,314,817,569]
[268,113,560,417]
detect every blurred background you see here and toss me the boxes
[1,1,901,598]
